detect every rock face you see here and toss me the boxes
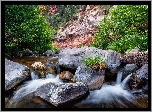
[34,82,89,107]
[74,65,105,90]
[122,64,138,79]
[136,64,148,88]
[43,50,54,56]
[58,46,121,73]
[5,59,30,91]
[121,52,148,67]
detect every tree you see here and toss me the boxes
[5,5,56,58]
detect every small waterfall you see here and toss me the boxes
[10,73,61,107]
[78,73,136,108]
[116,71,122,84]
[121,74,132,89]
[31,72,39,80]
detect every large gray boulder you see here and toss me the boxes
[58,46,121,73]
[74,65,105,90]
[5,59,30,91]
[34,82,89,107]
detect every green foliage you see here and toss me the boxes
[90,5,148,54]
[82,55,106,70]
[5,5,57,58]
[45,5,81,30]
[52,45,59,53]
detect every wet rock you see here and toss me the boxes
[43,50,54,56]
[121,52,148,67]
[135,64,148,89]
[122,64,138,79]
[23,48,33,56]
[31,62,47,78]
[58,46,121,74]
[5,59,30,91]
[74,65,105,90]
[59,71,76,83]
[34,82,89,107]
[46,59,60,75]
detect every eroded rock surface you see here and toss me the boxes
[58,46,121,73]
[75,65,105,90]
[5,59,30,91]
[121,52,148,67]
[34,82,89,107]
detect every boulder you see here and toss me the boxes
[5,59,30,91]
[121,52,148,67]
[136,64,148,89]
[122,64,138,79]
[23,49,33,56]
[74,65,105,90]
[43,50,54,56]
[58,46,121,73]
[59,71,76,83]
[34,82,89,107]
[31,62,47,78]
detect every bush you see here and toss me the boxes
[82,55,106,70]
[90,5,148,54]
[5,5,56,58]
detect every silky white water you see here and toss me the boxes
[10,73,62,106]
[78,72,137,108]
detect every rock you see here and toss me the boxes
[31,62,47,78]
[122,64,138,79]
[58,46,121,74]
[121,52,148,67]
[74,65,105,90]
[125,47,140,54]
[136,64,148,89]
[59,71,76,83]
[5,59,30,91]
[34,82,89,107]
[43,50,54,56]
[23,48,33,56]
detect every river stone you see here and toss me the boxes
[34,82,89,107]
[122,64,138,79]
[136,64,148,89]
[58,46,121,73]
[5,59,30,91]
[74,65,105,90]
[43,50,54,56]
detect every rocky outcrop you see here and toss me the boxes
[34,82,89,107]
[58,46,121,73]
[121,52,148,67]
[23,49,33,56]
[74,65,105,90]
[5,59,30,91]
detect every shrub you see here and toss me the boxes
[82,55,106,70]
[90,5,148,54]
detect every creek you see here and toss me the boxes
[5,56,148,108]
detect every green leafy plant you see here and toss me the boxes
[5,5,57,58]
[82,55,106,70]
[90,5,148,54]
[52,45,59,53]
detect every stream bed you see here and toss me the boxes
[5,57,148,108]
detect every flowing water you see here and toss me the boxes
[6,57,148,108]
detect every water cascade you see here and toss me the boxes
[77,72,138,108]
